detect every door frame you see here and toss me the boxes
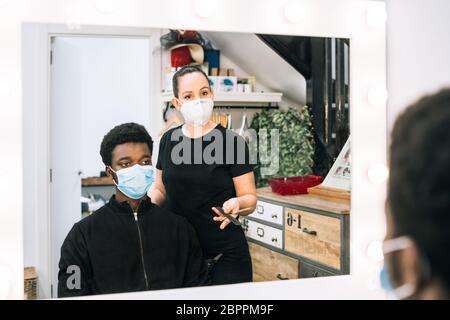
[22,23,162,298]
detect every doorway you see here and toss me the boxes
[49,35,152,297]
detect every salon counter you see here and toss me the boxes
[241,187,351,282]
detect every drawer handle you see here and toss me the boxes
[271,214,278,219]
[313,271,319,277]
[257,227,265,237]
[271,237,278,243]
[241,219,249,232]
[277,274,289,280]
[302,228,317,236]
[256,205,264,214]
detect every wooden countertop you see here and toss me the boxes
[256,187,350,215]
[81,176,114,186]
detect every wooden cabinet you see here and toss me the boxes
[248,242,298,282]
[241,218,283,250]
[299,260,335,279]
[253,200,284,226]
[243,187,350,282]
[284,208,341,270]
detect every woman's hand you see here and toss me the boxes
[148,169,166,206]
[212,198,240,230]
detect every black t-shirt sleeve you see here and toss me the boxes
[58,223,93,297]
[156,132,168,170]
[229,135,254,178]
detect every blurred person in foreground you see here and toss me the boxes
[382,88,450,299]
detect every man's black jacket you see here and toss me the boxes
[58,196,209,297]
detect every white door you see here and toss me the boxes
[50,37,82,298]
[49,35,153,298]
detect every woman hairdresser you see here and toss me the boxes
[149,65,257,285]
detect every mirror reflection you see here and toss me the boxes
[26,28,351,298]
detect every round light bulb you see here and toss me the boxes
[368,163,389,184]
[368,87,388,107]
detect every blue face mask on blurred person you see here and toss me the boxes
[109,164,155,200]
[379,236,417,300]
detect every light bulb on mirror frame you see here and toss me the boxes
[367,163,389,184]
[368,87,388,108]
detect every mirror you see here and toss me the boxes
[22,26,351,299]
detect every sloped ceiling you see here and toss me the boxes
[202,31,307,106]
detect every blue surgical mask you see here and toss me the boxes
[110,164,155,200]
[379,236,416,300]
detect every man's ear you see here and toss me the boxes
[172,97,181,111]
[106,166,116,182]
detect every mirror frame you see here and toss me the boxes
[1,0,386,299]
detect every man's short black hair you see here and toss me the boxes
[172,65,210,98]
[100,122,153,166]
[388,88,450,291]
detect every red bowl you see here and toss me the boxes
[269,175,324,196]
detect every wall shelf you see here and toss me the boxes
[161,91,283,121]
[161,91,282,105]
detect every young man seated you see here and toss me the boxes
[58,122,209,297]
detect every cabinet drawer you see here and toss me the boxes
[284,208,341,270]
[242,218,283,250]
[300,261,336,279]
[248,242,299,282]
[251,200,283,226]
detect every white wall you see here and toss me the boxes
[74,37,151,178]
[386,0,450,135]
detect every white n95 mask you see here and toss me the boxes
[180,98,214,126]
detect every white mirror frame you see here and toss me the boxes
[0,0,387,299]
